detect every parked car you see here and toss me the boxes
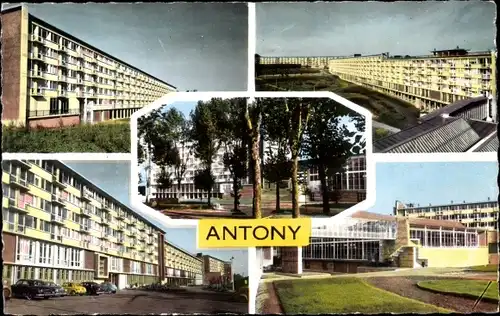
[62,282,87,296]
[80,282,103,295]
[236,286,248,303]
[45,281,67,297]
[3,279,12,300]
[100,282,117,294]
[11,279,56,300]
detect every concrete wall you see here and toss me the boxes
[418,247,489,268]
[281,247,302,274]
[28,114,81,128]
[398,247,415,268]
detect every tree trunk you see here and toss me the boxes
[233,177,239,211]
[318,163,330,215]
[177,181,182,201]
[291,155,300,218]
[251,135,262,219]
[275,182,280,213]
[207,190,212,206]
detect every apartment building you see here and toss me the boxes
[328,49,497,116]
[149,141,239,200]
[164,242,203,286]
[394,200,499,231]
[197,254,232,285]
[257,55,337,69]
[1,6,176,128]
[1,159,207,289]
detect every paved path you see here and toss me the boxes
[5,289,247,315]
[256,281,283,314]
[366,276,498,313]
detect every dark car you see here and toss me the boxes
[11,279,56,300]
[80,281,103,295]
[44,281,67,297]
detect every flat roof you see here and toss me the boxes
[351,211,471,230]
[398,199,498,210]
[2,5,177,90]
[165,241,202,261]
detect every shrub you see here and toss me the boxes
[2,122,130,152]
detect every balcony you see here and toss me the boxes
[11,160,31,170]
[117,212,126,220]
[117,236,125,244]
[101,219,110,226]
[52,175,68,188]
[50,214,65,225]
[101,204,112,212]
[50,233,63,242]
[9,176,30,191]
[57,75,67,82]
[51,194,66,206]
[81,188,93,202]
[80,225,90,233]
[100,246,109,253]
[8,198,29,213]
[147,239,154,245]
[81,208,92,217]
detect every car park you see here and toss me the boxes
[80,281,103,295]
[10,279,56,300]
[45,281,67,297]
[62,282,87,296]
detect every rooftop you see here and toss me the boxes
[351,211,470,230]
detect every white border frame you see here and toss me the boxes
[129,91,374,225]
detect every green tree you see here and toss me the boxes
[193,168,216,201]
[218,98,249,212]
[302,99,365,215]
[262,98,311,218]
[262,99,292,212]
[189,98,228,205]
[245,99,263,218]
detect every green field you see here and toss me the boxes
[418,280,499,301]
[256,73,420,130]
[2,122,130,153]
[274,278,449,314]
[468,264,499,273]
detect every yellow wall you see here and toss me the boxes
[419,247,489,268]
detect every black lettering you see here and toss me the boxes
[270,226,286,240]
[222,226,237,240]
[253,226,269,240]
[288,226,301,240]
[240,226,252,240]
[206,226,220,240]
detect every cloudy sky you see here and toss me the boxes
[257,1,496,56]
[3,3,248,91]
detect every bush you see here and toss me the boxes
[2,123,130,153]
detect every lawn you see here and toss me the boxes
[417,279,499,301]
[256,72,420,129]
[468,264,499,273]
[2,123,130,152]
[274,278,449,314]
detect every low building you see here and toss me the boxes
[197,253,232,285]
[269,211,496,274]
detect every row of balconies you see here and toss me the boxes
[28,48,169,91]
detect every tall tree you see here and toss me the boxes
[189,98,227,205]
[302,99,365,215]
[278,97,311,218]
[162,108,190,199]
[262,99,292,212]
[244,98,263,219]
[219,98,249,212]
[137,108,162,203]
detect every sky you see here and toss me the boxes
[368,161,498,215]
[2,3,248,91]
[257,1,496,56]
[63,160,248,275]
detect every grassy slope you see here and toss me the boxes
[2,122,130,153]
[418,279,499,301]
[256,74,420,130]
[274,278,449,314]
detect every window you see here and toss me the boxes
[39,242,53,264]
[16,238,36,263]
